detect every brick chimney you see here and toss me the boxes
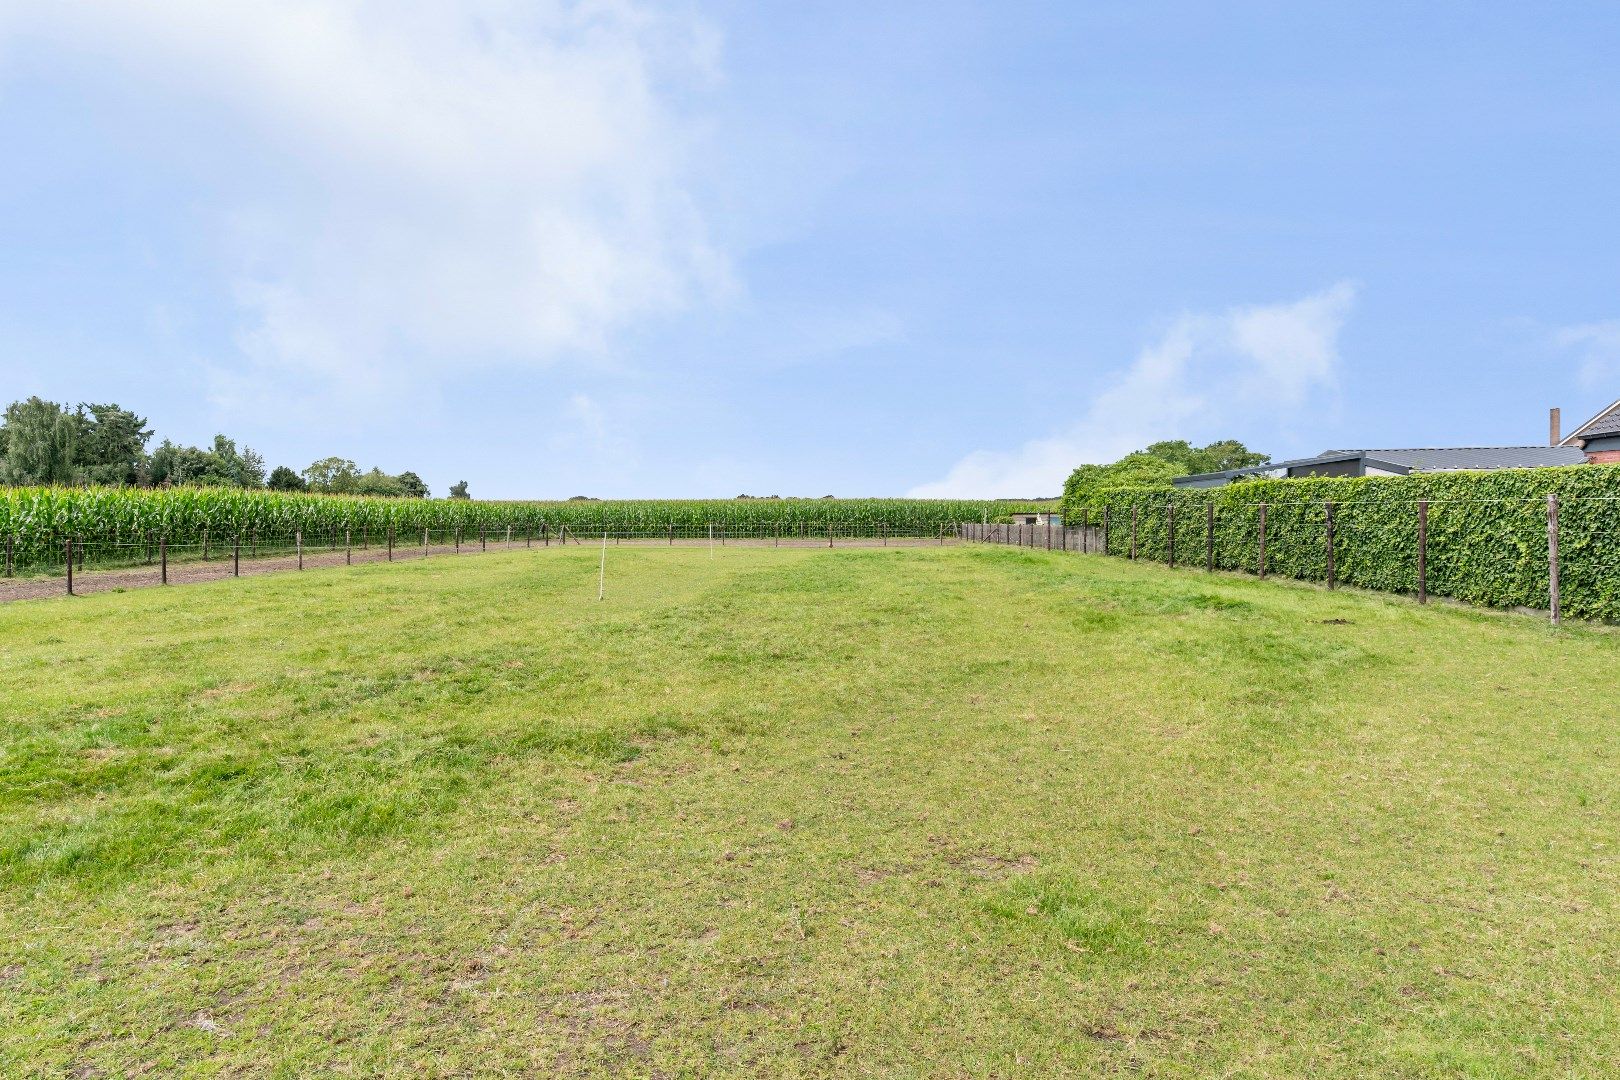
[1550,407,1561,447]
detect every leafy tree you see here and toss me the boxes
[149,435,267,488]
[448,480,471,500]
[302,457,361,494]
[267,465,307,491]
[77,403,154,485]
[395,471,430,499]
[0,397,83,484]
[1060,439,1269,515]
[355,467,405,497]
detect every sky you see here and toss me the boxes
[2,1,1619,499]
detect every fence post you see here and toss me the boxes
[234,534,241,577]
[1325,501,1336,589]
[65,539,73,595]
[1257,503,1267,578]
[669,522,674,546]
[346,529,352,565]
[481,526,486,553]
[1205,502,1215,572]
[1417,500,1428,603]
[506,525,512,548]
[296,530,303,570]
[160,538,167,584]
[1166,503,1175,569]
[828,522,833,548]
[388,527,394,561]
[1130,506,1138,560]
[424,528,430,556]
[1548,493,1560,626]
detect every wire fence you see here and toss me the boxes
[963,493,1620,625]
[1,522,960,601]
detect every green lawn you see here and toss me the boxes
[2,546,1617,1077]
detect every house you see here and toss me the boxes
[1174,446,1586,488]
[1555,400,1620,463]
[1009,512,1063,526]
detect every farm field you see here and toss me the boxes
[2,546,1618,1077]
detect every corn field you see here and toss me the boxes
[0,487,1046,574]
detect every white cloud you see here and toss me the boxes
[4,0,727,410]
[1552,321,1620,389]
[907,282,1356,498]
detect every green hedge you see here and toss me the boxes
[1071,466,1620,622]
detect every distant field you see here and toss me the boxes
[2,546,1617,1076]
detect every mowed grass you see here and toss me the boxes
[2,546,1618,1078]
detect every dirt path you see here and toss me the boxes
[0,536,958,603]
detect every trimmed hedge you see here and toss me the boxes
[1071,466,1620,622]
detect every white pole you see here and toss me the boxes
[598,529,607,601]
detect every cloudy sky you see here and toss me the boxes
[2,1,1618,498]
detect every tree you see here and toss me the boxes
[1060,439,1269,515]
[77,403,153,485]
[0,397,83,484]
[267,465,307,491]
[302,457,361,493]
[395,471,430,499]
[355,467,405,497]
[149,435,267,488]
[448,480,471,500]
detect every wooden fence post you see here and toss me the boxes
[1325,501,1336,589]
[346,529,352,565]
[481,526,486,553]
[234,535,241,577]
[1166,503,1175,568]
[828,523,833,548]
[388,527,394,561]
[296,530,303,570]
[1417,500,1428,603]
[65,539,74,595]
[424,528,430,557]
[1548,493,1560,626]
[1257,503,1267,578]
[1205,502,1215,572]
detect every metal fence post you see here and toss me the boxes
[1548,493,1560,626]
[424,528,430,557]
[234,535,241,577]
[388,527,394,561]
[1417,500,1428,603]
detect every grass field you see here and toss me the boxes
[2,545,1617,1077]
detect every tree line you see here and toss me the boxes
[0,396,468,499]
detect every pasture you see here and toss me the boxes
[2,545,1616,1077]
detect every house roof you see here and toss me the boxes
[1173,446,1585,487]
[1324,446,1587,470]
[1562,398,1620,444]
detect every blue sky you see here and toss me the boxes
[3,1,1619,498]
